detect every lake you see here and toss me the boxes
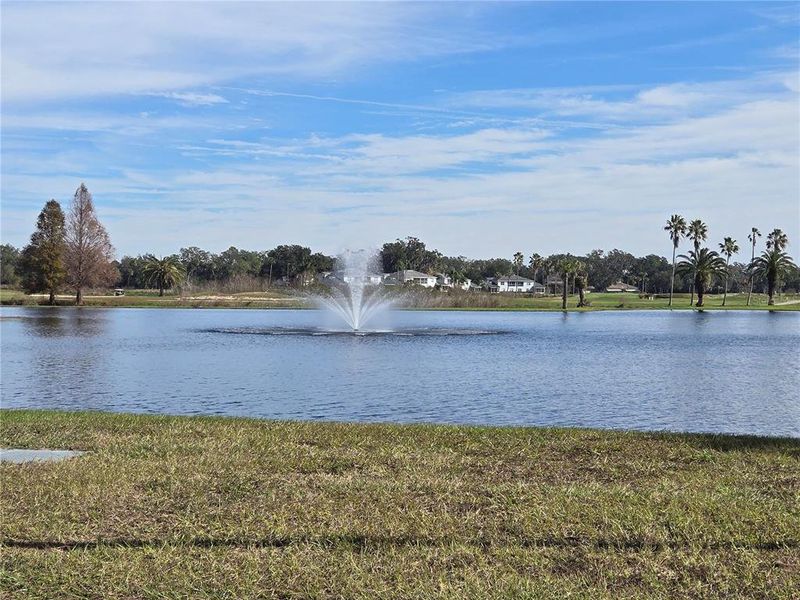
[1,307,798,437]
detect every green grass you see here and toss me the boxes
[0,288,305,309]
[1,410,798,598]
[2,287,799,311]
[464,291,800,311]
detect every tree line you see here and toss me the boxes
[116,246,335,295]
[3,187,798,306]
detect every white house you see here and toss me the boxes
[383,270,437,288]
[435,273,472,290]
[486,276,544,293]
[605,281,639,293]
[318,271,383,286]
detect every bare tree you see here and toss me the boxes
[65,183,116,305]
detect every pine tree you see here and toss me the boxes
[19,200,66,304]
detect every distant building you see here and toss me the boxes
[436,273,472,290]
[383,270,437,288]
[319,271,383,286]
[605,281,639,293]
[486,275,544,294]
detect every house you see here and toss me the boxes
[435,273,472,291]
[319,271,383,286]
[383,270,437,288]
[605,281,639,293]
[486,275,544,294]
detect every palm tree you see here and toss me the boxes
[686,219,708,306]
[528,253,543,286]
[751,248,795,305]
[676,248,726,308]
[718,237,739,307]
[746,227,761,306]
[766,228,788,252]
[574,263,589,307]
[512,252,524,274]
[542,257,555,296]
[558,258,579,310]
[664,214,686,307]
[142,255,185,297]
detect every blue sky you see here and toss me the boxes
[1,1,798,259]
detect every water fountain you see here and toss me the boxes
[314,249,393,331]
[206,250,499,337]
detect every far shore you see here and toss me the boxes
[2,288,799,312]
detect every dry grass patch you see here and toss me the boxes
[1,410,798,598]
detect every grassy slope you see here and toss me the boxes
[1,410,798,599]
[2,287,799,311]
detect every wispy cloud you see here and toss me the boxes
[448,72,796,124]
[0,2,499,103]
[152,92,229,107]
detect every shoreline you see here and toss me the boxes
[2,408,799,440]
[4,288,799,312]
[2,302,798,312]
[3,287,798,312]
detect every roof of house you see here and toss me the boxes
[606,281,638,291]
[399,270,435,278]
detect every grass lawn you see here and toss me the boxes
[0,288,305,309]
[500,291,800,311]
[2,287,799,311]
[1,410,798,598]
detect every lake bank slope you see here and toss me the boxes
[2,410,798,598]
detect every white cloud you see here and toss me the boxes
[154,92,228,107]
[449,73,797,123]
[0,2,496,102]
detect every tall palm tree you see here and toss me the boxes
[142,255,185,297]
[746,227,761,306]
[751,248,796,305]
[766,228,788,252]
[574,263,589,307]
[664,214,686,307]
[512,252,524,274]
[676,248,725,308]
[718,237,739,307]
[528,253,543,286]
[558,258,579,310]
[542,257,555,296]
[686,219,708,306]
